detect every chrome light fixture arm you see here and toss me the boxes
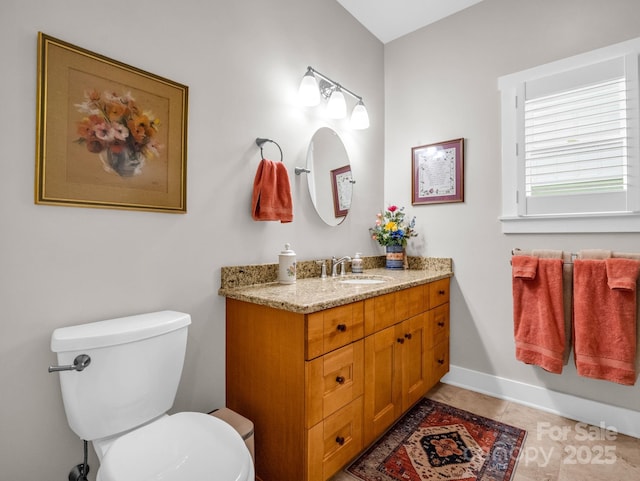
[305,66,362,102]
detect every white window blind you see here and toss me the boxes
[524,77,628,199]
[519,56,635,216]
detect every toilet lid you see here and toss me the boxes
[97,412,253,481]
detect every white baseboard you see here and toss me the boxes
[441,365,640,439]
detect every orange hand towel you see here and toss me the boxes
[606,258,640,291]
[251,159,293,223]
[512,255,538,279]
[574,259,639,385]
[512,256,565,374]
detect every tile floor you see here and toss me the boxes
[331,383,640,481]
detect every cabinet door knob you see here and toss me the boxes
[437,321,445,327]
[336,376,345,384]
[437,358,445,365]
[438,289,446,295]
[404,333,412,340]
[336,436,345,445]
[397,338,405,344]
[336,324,347,332]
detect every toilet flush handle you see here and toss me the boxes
[48,354,91,373]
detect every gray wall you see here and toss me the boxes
[385,0,640,412]
[0,1,384,479]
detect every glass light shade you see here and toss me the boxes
[298,72,320,107]
[326,89,347,119]
[350,100,370,129]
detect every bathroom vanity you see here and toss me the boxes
[220,261,451,481]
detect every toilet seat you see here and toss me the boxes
[96,412,254,481]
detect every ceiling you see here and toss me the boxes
[336,0,485,43]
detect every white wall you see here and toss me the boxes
[0,1,384,479]
[385,0,640,415]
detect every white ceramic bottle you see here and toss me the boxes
[279,243,296,284]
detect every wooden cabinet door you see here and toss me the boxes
[399,313,429,412]
[363,325,402,446]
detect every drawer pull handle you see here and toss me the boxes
[336,324,347,332]
[336,436,345,445]
[437,322,445,327]
[438,290,446,295]
[397,338,405,344]
[336,376,345,384]
[437,358,445,365]
[404,333,412,340]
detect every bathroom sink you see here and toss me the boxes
[338,276,390,285]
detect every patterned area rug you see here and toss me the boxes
[347,398,526,481]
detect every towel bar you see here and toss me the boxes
[256,137,283,162]
[511,248,640,264]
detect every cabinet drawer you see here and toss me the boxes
[430,341,449,381]
[307,397,363,481]
[429,278,450,309]
[307,302,364,359]
[429,303,449,347]
[306,340,364,428]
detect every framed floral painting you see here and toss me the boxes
[35,33,188,213]
[411,138,464,205]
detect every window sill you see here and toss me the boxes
[500,213,640,234]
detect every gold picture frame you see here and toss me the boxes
[35,33,189,213]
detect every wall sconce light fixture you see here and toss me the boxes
[298,66,370,129]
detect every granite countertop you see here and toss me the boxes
[219,258,453,314]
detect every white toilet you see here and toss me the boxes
[50,310,254,481]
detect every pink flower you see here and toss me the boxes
[388,205,398,212]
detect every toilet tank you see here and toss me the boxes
[51,311,191,441]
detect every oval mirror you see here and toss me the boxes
[306,127,353,226]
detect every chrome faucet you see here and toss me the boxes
[331,256,352,277]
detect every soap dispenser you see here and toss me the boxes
[279,243,296,284]
[352,253,363,274]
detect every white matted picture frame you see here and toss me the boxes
[330,164,353,217]
[411,138,464,205]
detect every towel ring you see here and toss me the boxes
[256,138,283,162]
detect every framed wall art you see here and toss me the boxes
[35,32,189,213]
[330,165,353,217]
[411,138,464,205]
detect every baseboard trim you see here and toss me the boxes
[441,365,640,439]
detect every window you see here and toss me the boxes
[499,38,640,233]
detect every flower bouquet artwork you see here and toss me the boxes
[35,33,188,213]
[75,90,162,177]
[369,205,417,269]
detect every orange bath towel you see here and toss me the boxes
[574,259,640,385]
[512,256,566,373]
[251,159,293,223]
